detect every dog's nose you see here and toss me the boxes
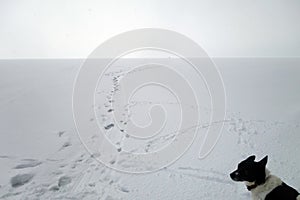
[230,171,241,181]
[230,171,237,180]
[230,172,234,179]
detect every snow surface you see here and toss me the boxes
[0,58,299,199]
[10,174,34,188]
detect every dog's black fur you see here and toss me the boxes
[230,155,299,200]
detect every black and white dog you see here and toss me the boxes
[230,155,299,200]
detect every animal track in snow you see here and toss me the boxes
[58,176,72,187]
[14,160,42,169]
[10,173,35,188]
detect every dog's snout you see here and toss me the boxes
[230,171,239,181]
[230,172,235,179]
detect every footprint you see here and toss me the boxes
[10,173,34,188]
[59,141,72,150]
[14,160,42,169]
[118,186,130,193]
[49,185,60,191]
[104,124,115,130]
[58,176,72,187]
[58,131,65,137]
[0,155,12,159]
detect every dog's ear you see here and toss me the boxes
[246,155,256,161]
[259,156,268,166]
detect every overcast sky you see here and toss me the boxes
[0,0,300,58]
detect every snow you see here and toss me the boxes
[0,58,299,199]
[10,174,34,188]
[14,160,42,169]
[58,176,72,187]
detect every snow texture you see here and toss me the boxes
[10,174,34,188]
[0,59,299,199]
[14,160,42,169]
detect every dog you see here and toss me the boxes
[230,155,300,200]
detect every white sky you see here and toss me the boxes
[0,0,300,58]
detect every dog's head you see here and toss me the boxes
[230,155,268,185]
